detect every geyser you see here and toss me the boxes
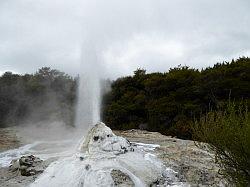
[73,0,153,134]
[30,122,182,187]
[74,42,102,133]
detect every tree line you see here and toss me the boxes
[102,57,250,139]
[0,57,249,140]
[0,67,77,127]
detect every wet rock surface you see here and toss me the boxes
[115,129,226,186]
[10,155,44,176]
[30,123,172,187]
[111,169,134,187]
[0,126,226,186]
[79,123,134,155]
[0,157,56,187]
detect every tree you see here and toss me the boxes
[103,57,250,139]
[0,67,77,127]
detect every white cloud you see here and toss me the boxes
[0,0,250,78]
[103,33,186,78]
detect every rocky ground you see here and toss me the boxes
[0,157,56,187]
[0,128,226,186]
[0,128,59,187]
[115,130,226,187]
[0,128,20,152]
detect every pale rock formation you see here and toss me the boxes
[79,122,133,155]
[30,122,182,187]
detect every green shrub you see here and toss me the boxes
[193,102,250,186]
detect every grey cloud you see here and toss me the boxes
[0,0,249,78]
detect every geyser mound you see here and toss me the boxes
[31,122,181,187]
[79,122,133,155]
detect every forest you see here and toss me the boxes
[0,57,249,139]
[0,67,77,127]
[102,57,250,139]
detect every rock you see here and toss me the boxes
[79,122,134,155]
[85,164,91,170]
[115,129,226,186]
[19,165,28,170]
[9,159,19,172]
[111,169,134,187]
[79,156,84,161]
[9,155,44,176]
[150,178,165,187]
[31,123,174,187]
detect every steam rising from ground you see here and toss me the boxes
[74,0,155,133]
[1,0,249,138]
[74,43,101,132]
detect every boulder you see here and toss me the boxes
[10,155,44,176]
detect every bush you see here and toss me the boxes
[193,102,250,186]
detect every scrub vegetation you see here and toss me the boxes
[193,102,250,186]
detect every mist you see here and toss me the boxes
[74,0,154,133]
[1,0,250,140]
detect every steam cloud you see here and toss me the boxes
[1,0,250,139]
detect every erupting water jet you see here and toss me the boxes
[30,122,182,187]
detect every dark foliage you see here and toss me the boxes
[193,102,250,186]
[102,57,250,139]
[1,57,249,139]
[0,67,77,127]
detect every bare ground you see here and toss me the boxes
[0,128,226,186]
[115,130,226,186]
[0,128,20,152]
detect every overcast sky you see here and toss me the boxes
[0,0,250,78]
